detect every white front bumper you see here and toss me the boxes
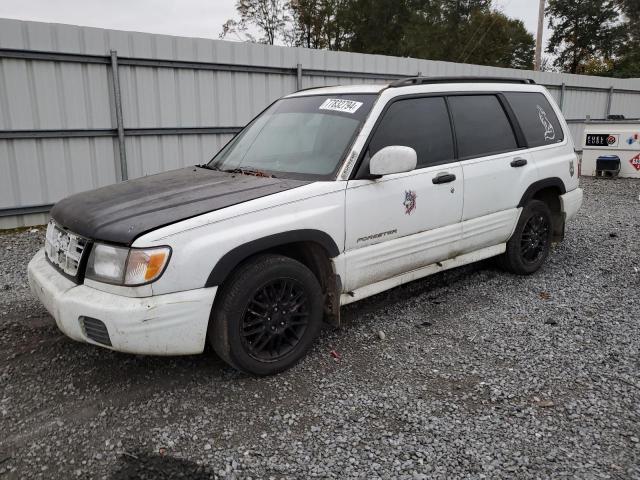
[560,187,583,222]
[27,249,216,355]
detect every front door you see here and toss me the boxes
[343,96,464,292]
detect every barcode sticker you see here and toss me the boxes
[319,98,363,114]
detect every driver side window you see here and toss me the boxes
[368,97,455,169]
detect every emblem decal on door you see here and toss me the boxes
[536,105,555,141]
[403,190,417,215]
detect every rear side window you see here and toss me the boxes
[448,95,518,159]
[504,92,564,147]
[369,97,454,168]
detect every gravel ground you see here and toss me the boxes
[0,176,639,479]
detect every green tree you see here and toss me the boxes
[434,0,492,62]
[221,0,535,70]
[451,10,534,68]
[612,0,640,77]
[220,0,290,45]
[288,0,324,48]
[403,1,534,69]
[546,0,625,74]
[287,0,349,49]
[339,0,414,56]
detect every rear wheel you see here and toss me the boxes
[209,254,323,375]
[499,200,553,275]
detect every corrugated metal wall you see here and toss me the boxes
[1,17,640,228]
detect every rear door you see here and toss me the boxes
[448,94,537,253]
[343,96,463,292]
[502,91,575,191]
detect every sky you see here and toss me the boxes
[0,0,551,52]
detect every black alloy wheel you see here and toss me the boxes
[520,213,550,265]
[209,254,324,375]
[241,278,310,362]
[498,199,554,275]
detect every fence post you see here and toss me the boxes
[559,82,566,112]
[110,50,128,181]
[605,85,614,119]
[296,63,303,90]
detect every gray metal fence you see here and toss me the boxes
[1,18,639,228]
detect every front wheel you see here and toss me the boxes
[209,254,324,375]
[499,199,553,275]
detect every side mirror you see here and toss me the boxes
[369,146,417,176]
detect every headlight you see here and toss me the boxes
[86,244,129,283]
[86,244,171,286]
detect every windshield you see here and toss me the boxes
[208,94,377,179]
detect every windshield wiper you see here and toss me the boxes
[197,163,219,171]
[223,167,275,178]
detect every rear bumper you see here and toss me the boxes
[27,249,216,355]
[560,187,583,222]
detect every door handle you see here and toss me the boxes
[510,157,528,167]
[432,172,456,184]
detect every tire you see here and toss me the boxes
[209,254,324,375]
[498,199,553,275]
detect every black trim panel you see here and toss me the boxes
[205,230,340,287]
[517,178,566,207]
[497,93,527,148]
[443,96,459,160]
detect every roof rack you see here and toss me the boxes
[388,76,536,88]
[294,85,336,93]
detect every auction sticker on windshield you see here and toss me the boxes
[319,98,363,114]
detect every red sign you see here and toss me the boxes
[630,154,640,171]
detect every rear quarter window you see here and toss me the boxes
[504,92,564,148]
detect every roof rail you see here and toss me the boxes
[388,76,536,88]
[294,85,336,93]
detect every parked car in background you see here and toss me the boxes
[28,77,583,375]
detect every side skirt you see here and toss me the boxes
[340,243,506,306]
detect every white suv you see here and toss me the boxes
[28,77,583,375]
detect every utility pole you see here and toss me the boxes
[534,0,545,71]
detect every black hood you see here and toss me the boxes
[50,167,309,245]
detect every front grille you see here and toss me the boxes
[81,317,112,346]
[45,220,89,278]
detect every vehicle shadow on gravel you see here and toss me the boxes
[110,452,211,479]
[339,260,487,324]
